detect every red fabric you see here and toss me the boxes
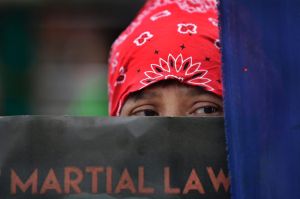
[108,0,222,116]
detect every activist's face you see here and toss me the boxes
[120,81,223,117]
[108,1,223,116]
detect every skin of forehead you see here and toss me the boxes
[129,80,220,102]
[120,80,223,116]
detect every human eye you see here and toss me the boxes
[131,107,159,116]
[190,103,223,116]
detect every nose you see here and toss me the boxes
[161,111,184,117]
[161,103,186,117]
[160,87,187,116]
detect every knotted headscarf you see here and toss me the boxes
[108,0,222,116]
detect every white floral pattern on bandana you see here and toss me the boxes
[150,10,172,21]
[140,53,213,90]
[134,31,154,46]
[114,67,127,86]
[111,0,217,51]
[208,17,218,27]
[110,52,119,74]
[214,39,221,49]
[173,0,217,13]
[177,23,198,34]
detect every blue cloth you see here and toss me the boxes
[220,0,300,198]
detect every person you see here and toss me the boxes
[108,0,223,117]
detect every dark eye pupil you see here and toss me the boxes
[204,106,217,114]
[144,110,158,116]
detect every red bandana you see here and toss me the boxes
[108,0,222,116]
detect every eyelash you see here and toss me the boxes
[131,109,158,116]
[130,105,158,116]
[190,103,222,116]
[194,106,218,113]
[138,109,158,116]
[130,105,222,116]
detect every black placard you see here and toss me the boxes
[0,116,230,199]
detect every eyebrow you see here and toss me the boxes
[187,87,207,96]
[129,86,210,101]
[129,90,161,102]
[187,87,223,100]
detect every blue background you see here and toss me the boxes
[220,0,300,198]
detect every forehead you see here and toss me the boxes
[128,80,211,102]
